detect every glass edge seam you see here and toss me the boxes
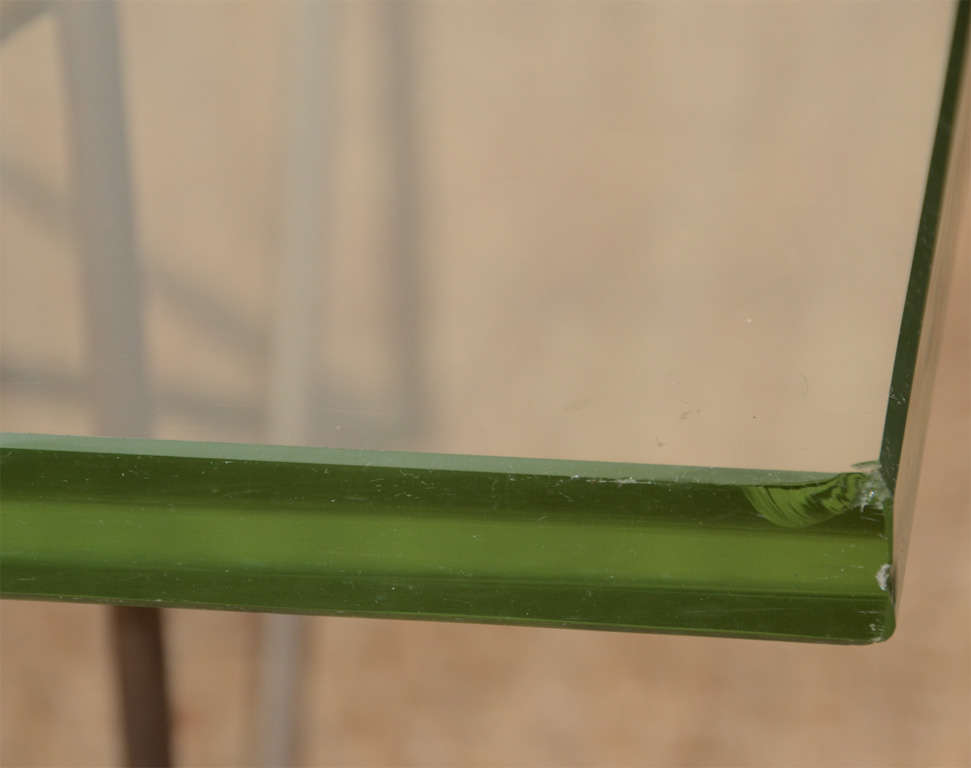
[879,0,969,493]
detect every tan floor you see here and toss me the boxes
[1,3,970,766]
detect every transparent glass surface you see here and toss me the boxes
[0,1,965,643]
[0,1,956,471]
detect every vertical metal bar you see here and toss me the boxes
[258,0,425,759]
[385,0,424,436]
[56,0,151,438]
[259,1,331,765]
[110,607,172,767]
[56,2,171,766]
[258,616,305,767]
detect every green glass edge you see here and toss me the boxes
[1,435,892,643]
[877,0,969,598]
[881,0,968,493]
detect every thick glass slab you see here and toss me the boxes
[0,433,893,642]
[1,1,967,642]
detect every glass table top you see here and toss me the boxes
[0,0,966,642]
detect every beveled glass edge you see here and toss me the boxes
[0,431,837,487]
[880,0,969,595]
[881,0,969,489]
